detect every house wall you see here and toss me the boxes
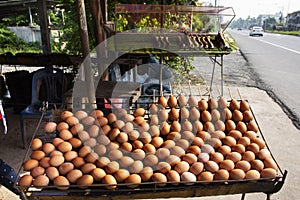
[7,26,41,43]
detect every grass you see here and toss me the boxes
[265,30,300,36]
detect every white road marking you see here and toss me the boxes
[257,38,300,55]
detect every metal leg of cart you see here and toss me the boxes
[209,54,224,96]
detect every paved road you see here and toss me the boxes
[227,29,300,129]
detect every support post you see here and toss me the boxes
[37,0,51,54]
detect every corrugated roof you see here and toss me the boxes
[0,0,60,18]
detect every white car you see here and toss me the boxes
[249,26,264,36]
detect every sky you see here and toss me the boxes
[205,0,300,19]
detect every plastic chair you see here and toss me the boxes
[20,67,66,148]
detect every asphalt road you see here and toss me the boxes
[227,29,300,129]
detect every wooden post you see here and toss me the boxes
[89,0,109,81]
[76,0,96,107]
[37,0,51,54]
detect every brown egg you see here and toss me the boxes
[51,138,64,147]
[181,120,193,132]
[221,108,232,121]
[244,131,257,140]
[231,144,246,154]
[114,169,130,182]
[31,138,43,150]
[232,110,243,122]
[240,100,250,112]
[116,132,128,144]
[46,163,63,180]
[225,120,236,132]
[209,152,224,164]
[100,124,111,135]
[59,129,73,141]
[33,175,49,187]
[243,110,254,122]
[83,138,97,148]
[120,142,132,152]
[251,159,264,171]
[42,143,55,155]
[131,149,146,160]
[158,96,168,108]
[44,121,57,133]
[220,159,235,171]
[154,148,169,160]
[116,108,127,118]
[263,158,278,171]
[201,110,212,123]
[174,161,190,174]
[122,122,134,133]
[23,159,39,171]
[245,169,260,179]
[56,122,69,132]
[63,151,78,162]
[166,170,180,185]
[50,150,63,157]
[18,174,33,187]
[217,97,228,109]
[236,121,247,133]
[102,174,117,189]
[57,141,72,153]
[53,176,70,190]
[133,108,145,117]
[132,140,144,149]
[105,161,120,174]
[168,108,179,121]
[198,171,214,182]
[127,130,139,142]
[176,139,190,151]
[67,169,83,183]
[81,116,95,126]
[68,138,82,149]
[210,109,220,122]
[72,157,85,168]
[159,121,170,136]
[179,106,190,120]
[188,95,198,108]
[30,150,45,160]
[258,149,271,160]
[230,169,245,180]
[119,156,134,169]
[39,157,51,168]
[204,160,219,173]
[228,130,242,140]
[229,99,240,111]
[158,109,169,122]
[181,171,197,185]
[196,131,211,141]
[238,137,251,147]
[91,168,106,181]
[235,160,251,172]
[140,166,153,182]
[208,98,218,110]
[253,137,266,149]
[95,157,110,168]
[197,153,210,163]
[203,121,215,133]
[97,116,108,127]
[77,131,89,142]
[129,160,144,173]
[166,155,181,166]
[181,153,197,165]
[218,145,231,156]
[77,174,94,188]
[178,94,187,107]
[149,104,159,114]
[247,120,259,132]
[156,162,171,174]
[192,137,204,147]
[170,146,185,157]
[161,140,176,149]
[144,154,158,167]
[260,168,277,178]
[65,116,79,126]
[210,131,226,139]
[148,114,159,126]
[189,107,200,121]
[30,166,45,178]
[70,123,84,135]
[192,120,203,133]
[189,162,204,176]
[214,120,225,131]
[198,99,208,111]
[74,110,88,120]
[226,152,242,163]
[187,145,201,156]
[139,132,152,144]
[206,138,222,149]
[107,149,122,161]
[151,172,167,187]
[107,113,117,124]
[201,144,215,155]
[242,151,256,162]
[214,169,230,180]
[61,110,73,121]
[247,143,260,154]
[49,155,65,167]
[167,95,178,108]
[81,163,96,174]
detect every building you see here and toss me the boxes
[286,10,300,31]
